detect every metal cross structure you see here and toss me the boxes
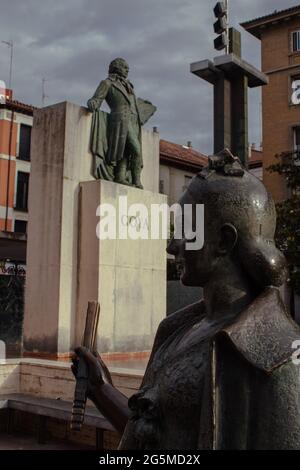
[192,3,268,167]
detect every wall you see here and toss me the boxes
[159,164,196,206]
[261,17,300,201]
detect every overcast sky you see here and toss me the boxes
[0,0,298,154]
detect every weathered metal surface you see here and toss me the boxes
[119,153,300,449]
[87,58,156,189]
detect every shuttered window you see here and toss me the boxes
[294,128,300,159]
[292,31,300,52]
[16,172,29,211]
[19,124,31,161]
[14,220,27,234]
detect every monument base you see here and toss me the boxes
[77,180,167,353]
[23,102,166,357]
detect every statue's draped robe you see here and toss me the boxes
[119,288,300,450]
[88,77,156,180]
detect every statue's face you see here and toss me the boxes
[109,59,129,79]
[116,62,129,79]
[167,189,220,287]
[167,166,287,290]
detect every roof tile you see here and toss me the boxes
[160,139,208,168]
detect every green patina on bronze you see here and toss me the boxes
[87,58,156,189]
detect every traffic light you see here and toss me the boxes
[214,33,228,51]
[214,16,227,35]
[213,2,228,51]
[213,1,227,18]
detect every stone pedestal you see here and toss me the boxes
[23,101,166,357]
[77,180,167,352]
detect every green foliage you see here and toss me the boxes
[268,151,300,296]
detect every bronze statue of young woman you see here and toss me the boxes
[72,150,300,450]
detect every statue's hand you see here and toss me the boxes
[87,99,97,112]
[71,346,113,399]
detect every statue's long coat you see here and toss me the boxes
[88,77,156,180]
[119,288,300,450]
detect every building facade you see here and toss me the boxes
[242,5,300,201]
[159,139,208,205]
[0,94,34,233]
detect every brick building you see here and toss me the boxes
[0,92,34,233]
[242,5,300,202]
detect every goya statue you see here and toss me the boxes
[87,58,156,189]
[72,149,300,449]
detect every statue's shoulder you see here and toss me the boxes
[102,77,113,86]
[155,300,205,344]
[220,287,300,373]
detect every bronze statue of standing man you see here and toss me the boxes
[87,58,156,189]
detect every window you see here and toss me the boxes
[18,124,31,161]
[294,127,300,158]
[159,179,165,194]
[15,172,29,211]
[14,220,27,234]
[292,31,300,52]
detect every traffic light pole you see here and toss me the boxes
[189,3,268,167]
[191,45,268,167]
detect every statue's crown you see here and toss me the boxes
[200,148,245,179]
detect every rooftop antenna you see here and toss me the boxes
[1,40,13,90]
[42,78,49,107]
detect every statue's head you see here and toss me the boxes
[109,58,129,79]
[167,149,287,289]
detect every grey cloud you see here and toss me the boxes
[0,0,297,154]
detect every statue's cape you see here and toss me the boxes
[89,110,114,180]
[220,287,300,373]
[136,98,157,126]
[89,99,156,180]
[150,287,300,373]
[209,288,300,450]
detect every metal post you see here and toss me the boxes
[214,75,232,153]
